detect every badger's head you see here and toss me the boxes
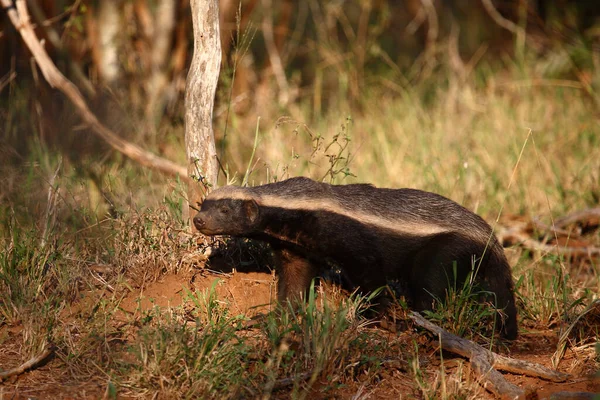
[193,187,260,236]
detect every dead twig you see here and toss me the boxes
[554,208,600,229]
[261,0,290,106]
[89,271,115,292]
[531,217,579,238]
[0,71,17,93]
[481,0,526,57]
[272,371,312,390]
[1,0,189,180]
[410,312,570,399]
[497,207,600,258]
[0,345,55,381]
[419,0,438,53]
[498,230,600,258]
[481,0,522,36]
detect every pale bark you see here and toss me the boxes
[185,0,221,222]
[97,0,121,84]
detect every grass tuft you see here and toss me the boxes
[118,285,249,399]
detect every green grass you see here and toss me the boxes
[422,270,499,343]
[117,286,250,399]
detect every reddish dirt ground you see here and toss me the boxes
[1,269,599,399]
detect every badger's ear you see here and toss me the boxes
[243,199,260,224]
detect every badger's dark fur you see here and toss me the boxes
[193,177,518,339]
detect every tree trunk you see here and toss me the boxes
[184,0,221,225]
[97,0,121,85]
[136,0,176,126]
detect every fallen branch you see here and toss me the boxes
[0,345,55,381]
[497,230,600,258]
[2,0,189,180]
[410,312,570,400]
[554,208,600,230]
[531,217,579,238]
[497,207,600,258]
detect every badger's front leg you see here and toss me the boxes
[272,245,320,304]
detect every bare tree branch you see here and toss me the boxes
[2,0,189,180]
[419,0,438,52]
[481,0,523,35]
[25,0,95,96]
[261,0,290,106]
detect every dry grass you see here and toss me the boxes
[1,58,599,398]
[225,73,599,218]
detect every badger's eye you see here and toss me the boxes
[220,207,229,214]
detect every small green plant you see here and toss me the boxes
[119,284,249,399]
[0,220,61,328]
[260,281,371,398]
[553,298,600,367]
[163,178,187,226]
[423,265,498,341]
[515,254,581,330]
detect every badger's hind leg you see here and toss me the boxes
[408,232,473,311]
[272,245,320,304]
[408,232,517,339]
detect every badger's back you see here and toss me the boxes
[250,177,496,242]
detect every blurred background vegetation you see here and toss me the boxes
[1,0,599,221]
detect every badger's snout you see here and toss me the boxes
[193,214,206,231]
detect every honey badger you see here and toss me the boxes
[193,177,518,339]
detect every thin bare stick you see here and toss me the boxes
[0,71,17,92]
[40,157,62,249]
[406,6,426,35]
[419,0,438,52]
[490,352,571,382]
[2,0,188,180]
[411,312,522,399]
[531,217,579,238]
[261,0,290,105]
[410,312,570,399]
[497,230,600,258]
[25,0,95,96]
[0,345,55,381]
[554,208,600,229]
[481,0,523,36]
